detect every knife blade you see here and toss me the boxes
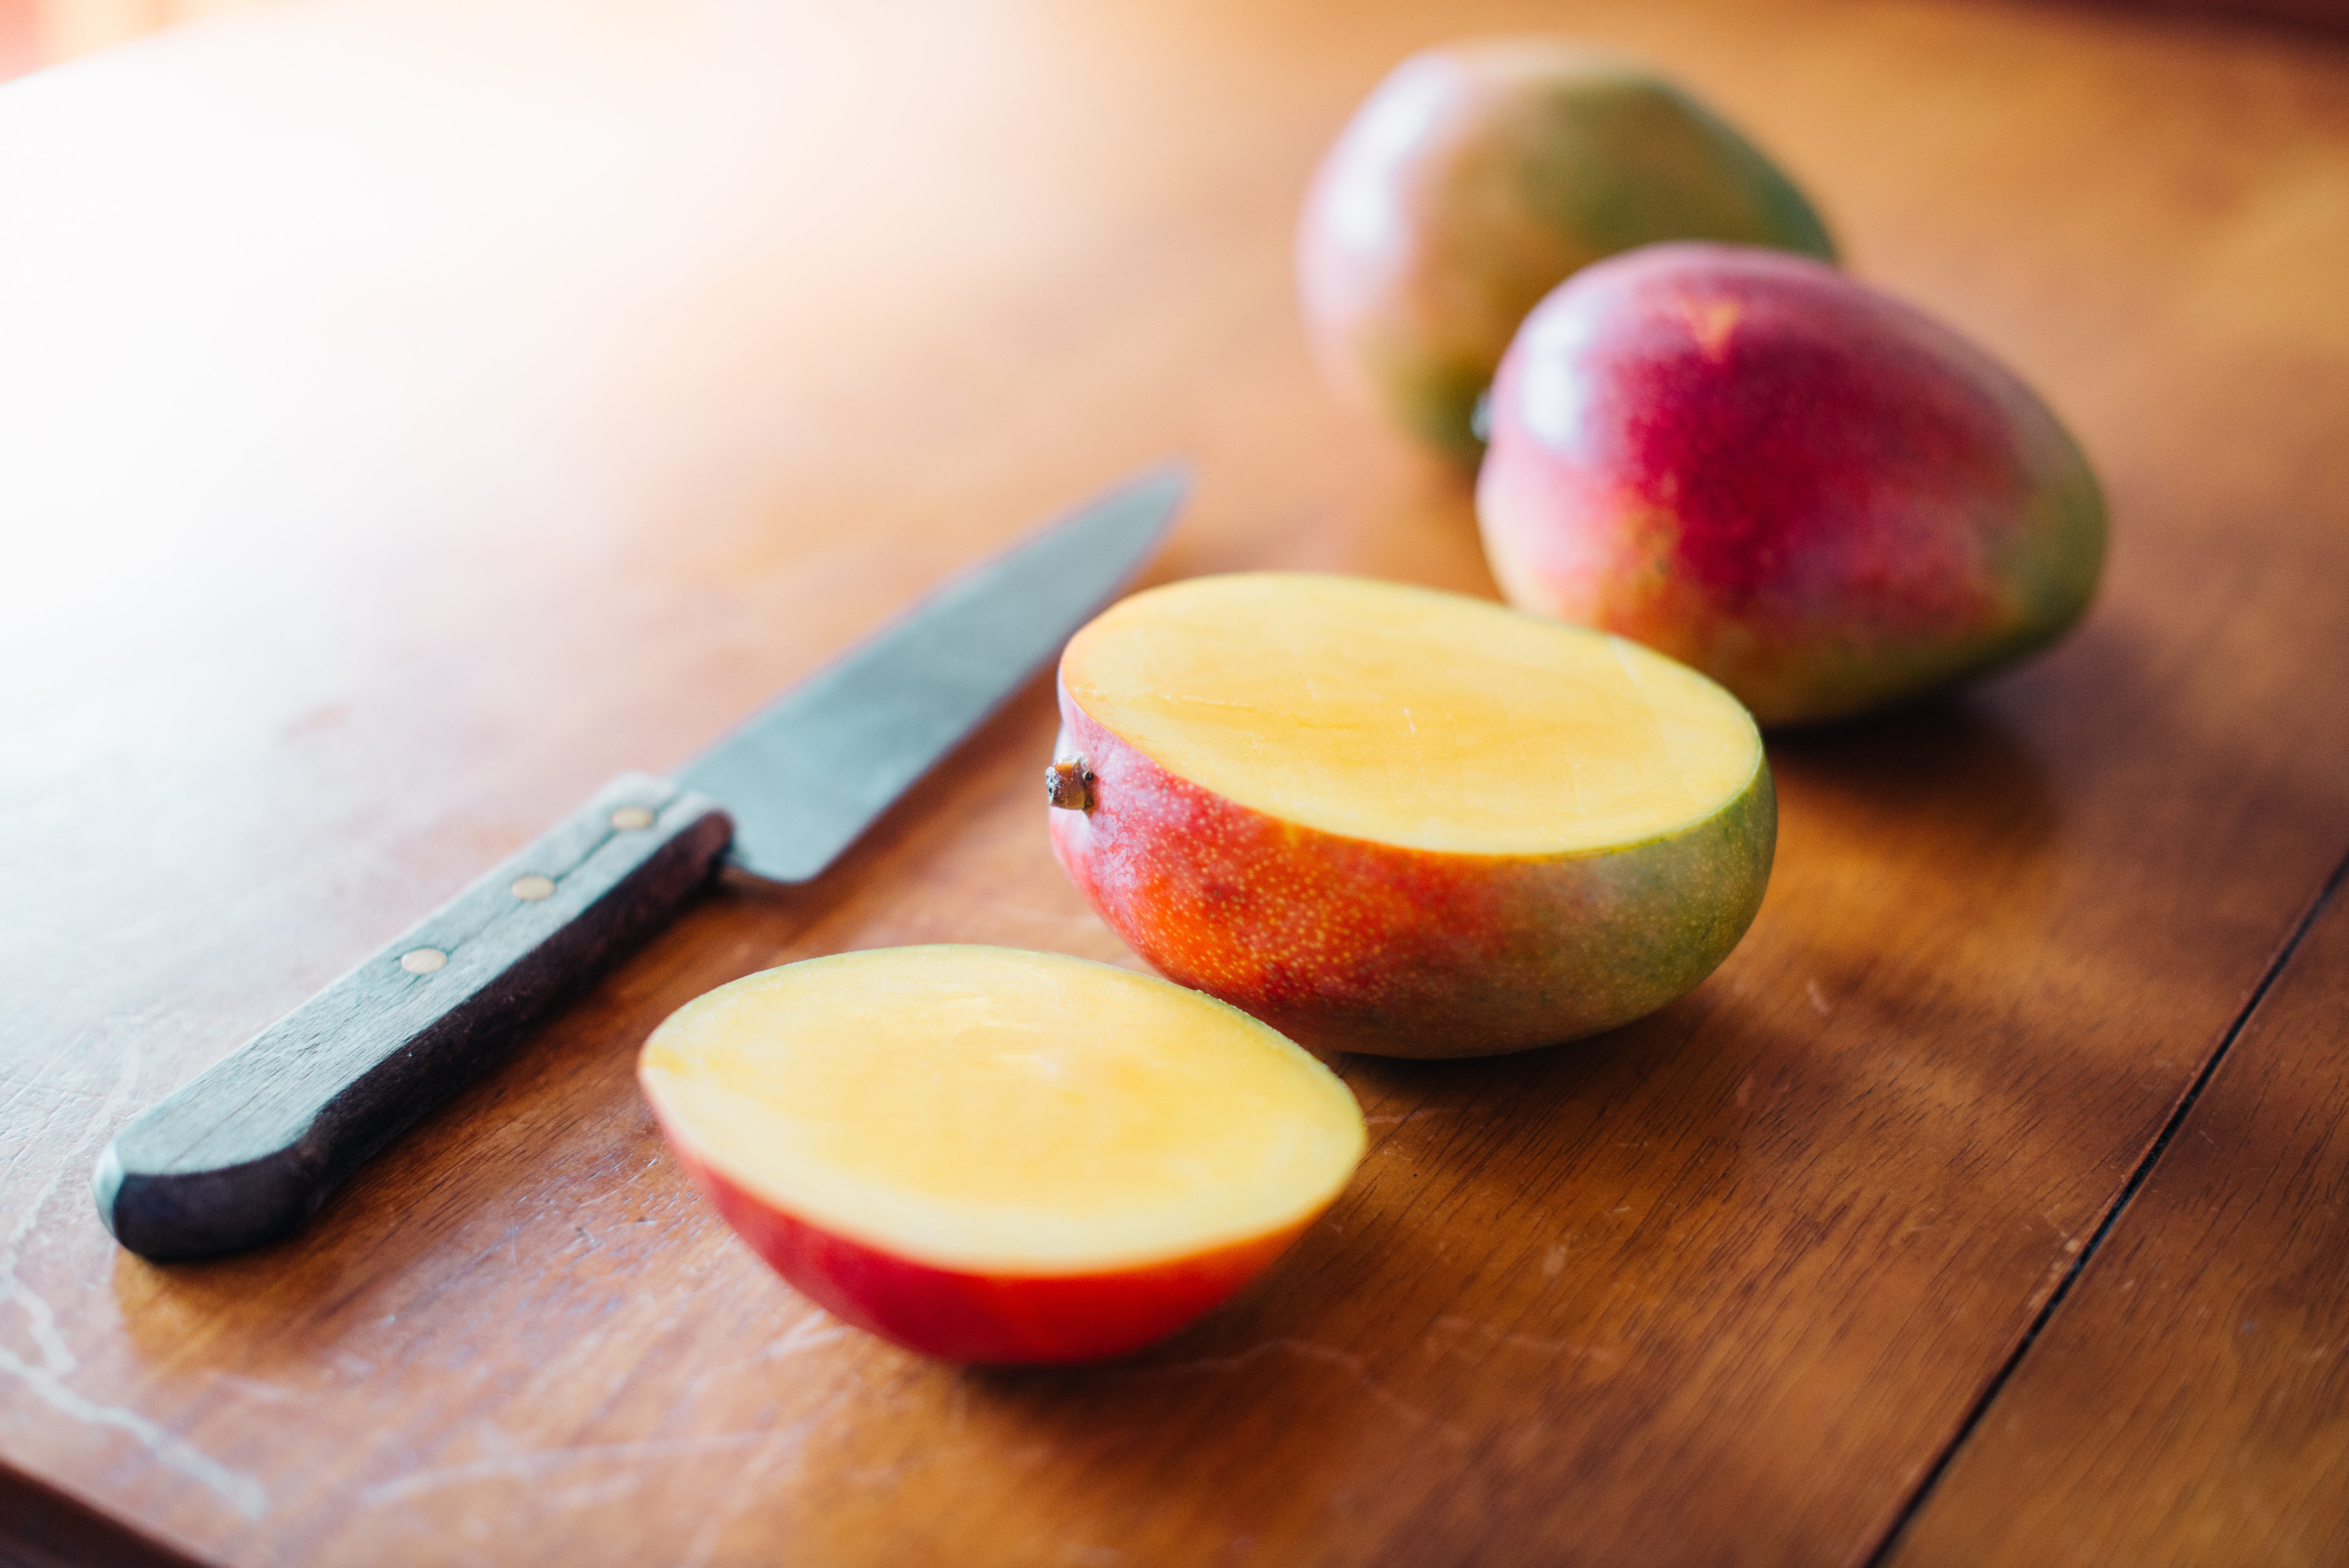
[92,466,1188,1262]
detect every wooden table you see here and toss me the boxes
[4,1,2347,1563]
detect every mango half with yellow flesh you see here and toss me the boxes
[640,945,1365,1364]
[1477,244,2108,726]
[1047,574,1774,1059]
[1297,39,1836,463]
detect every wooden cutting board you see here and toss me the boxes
[4,0,2347,1564]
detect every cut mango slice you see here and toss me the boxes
[639,945,1365,1361]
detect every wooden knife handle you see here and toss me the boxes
[93,772,734,1262]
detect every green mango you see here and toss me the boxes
[1298,40,1836,463]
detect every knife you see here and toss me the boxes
[93,466,1188,1263]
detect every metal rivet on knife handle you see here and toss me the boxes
[610,805,655,831]
[510,875,556,901]
[400,948,447,975]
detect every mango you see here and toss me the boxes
[1047,574,1774,1059]
[640,946,1365,1363]
[1477,243,2108,726]
[1297,39,1836,462]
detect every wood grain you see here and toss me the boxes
[1,1,2346,1565]
[1882,862,2349,1568]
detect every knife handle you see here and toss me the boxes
[93,772,734,1262]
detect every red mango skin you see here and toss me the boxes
[1048,686,1775,1060]
[1297,40,1836,464]
[1477,243,2107,727]
[655,1115,1313,1365]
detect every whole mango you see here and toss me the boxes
[1297,39,1836,463]
[1477,243,2107,727]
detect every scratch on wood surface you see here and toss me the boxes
[0,1017,131,1184]
[362,1432,771,1505]
[0,1342,270,1520]
[1363,1106,1460,1129]
[213,1372,298,1405]
[758,1310,851,1362]
[1,1050,270,1521]
[364,1396,850,1510]
[545,1471,645,1512]
[830,1433,1044,1496]
[1426,1315,1623,1367]
[1118,1336,1470,1445]
[675,1402,842,1568]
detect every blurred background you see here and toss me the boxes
[4,0,2341,86]
[0,0,266,80]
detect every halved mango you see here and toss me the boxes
[639,944,1365,1363]
[1049,573,1774,1057]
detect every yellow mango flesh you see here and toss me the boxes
[1060,573,1762,855]
[638,946,1365,1273]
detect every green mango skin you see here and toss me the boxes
[1297,40,1837,464]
